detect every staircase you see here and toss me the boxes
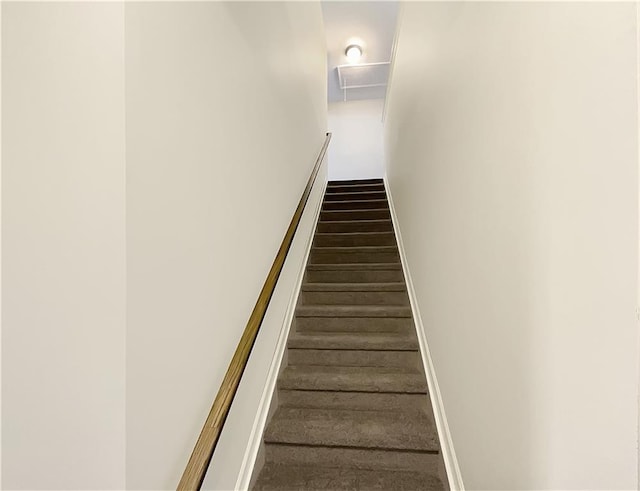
[252,179,447,490]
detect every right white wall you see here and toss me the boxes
[385,3,638,490]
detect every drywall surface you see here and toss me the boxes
[385,3,638,490]
[202,148,328,491]
[328,99,384,181]
[2,3,126,489]
[125,3,326,489]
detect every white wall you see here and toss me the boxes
[2,3,326,489]
[124,3,326,489]
[328,99,384,181]
[202,140,328,491]
[385,3,638,490]
[2,3,126,489]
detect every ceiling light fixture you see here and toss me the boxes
[345,44,363,62]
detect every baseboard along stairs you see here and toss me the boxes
[251,179,448,490]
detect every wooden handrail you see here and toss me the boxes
[177,133,332,490]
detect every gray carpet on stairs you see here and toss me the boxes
[251,179,448,491]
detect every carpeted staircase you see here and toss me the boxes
[252,179,448,490]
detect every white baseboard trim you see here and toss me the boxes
[383,176,465,491]
[234,173,328,491]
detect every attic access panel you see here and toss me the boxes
[336,62,391,91]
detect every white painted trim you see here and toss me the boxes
[383,175,465,491]
[636,3,640,488]
[233,162,329,491]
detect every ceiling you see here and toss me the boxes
[321,1,399,103]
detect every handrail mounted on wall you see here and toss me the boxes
[177,133,332,490]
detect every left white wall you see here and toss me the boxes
[1,3,327,489]
[124,3,326,489]
[2,3,126,489]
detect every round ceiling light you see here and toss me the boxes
[345,44,363,62]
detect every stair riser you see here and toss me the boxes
[326,184,385,194]
[320,209,391,222]
[264,406,437,451]
[288,334,418,350]
[314,233,395,247]
[306,269,405,283]
[288,349,422,370]
[278,390,431,413]
[325,191,387,201]
[317,221,394,233]
[323,200,387,210]
[310,251,400,264]
[255,464,444,490]
[295,317,413,333]
[300,290,409,306]
[279,365,427,393]
[329,178,383,186]
[264,444,441,473]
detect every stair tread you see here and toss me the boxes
[312,245,398,253]
[307,263,402,271]
[318,219,391,225]
[327,182,384,188]
[296,305,412,318]
[329,178,383,185]
[254,462,445,491]
[320,211,391,219]
[322,209,389,213]
[264,407,438,452]
[323,199,388,205]
[324,190,387,202]
[326,188,385,194]
[302,282,405,292]
[279,365,427,393]
[288,332,418,350]
[278,390,431,413]
[315,231,394,236]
